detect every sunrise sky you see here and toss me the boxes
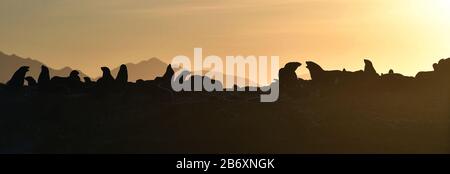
[1,0,450,78]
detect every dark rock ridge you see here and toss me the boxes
[1,57,450,154]
[2,57,450,95]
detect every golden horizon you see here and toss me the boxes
[1,0,449,78]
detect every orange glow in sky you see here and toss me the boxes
[1,0,450,78]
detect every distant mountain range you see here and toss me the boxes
[0,51,255,86]
[0,51,169,83]
[108,59,257,85]
[109,57,168,82]
[0,51,89,83]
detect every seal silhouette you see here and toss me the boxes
[279,62,301,84]
[97,67,115,87]
[25,76,37,87]
[7,66,29,88]
[38,65,50,85]
[116,64,128,85]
